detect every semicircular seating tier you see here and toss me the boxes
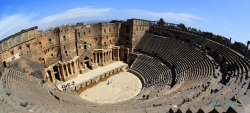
[0,33,250,112]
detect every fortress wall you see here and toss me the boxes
[0,19,153,81]
[130,19,151,51]
[119,19,151,52]
[38,27,61,66]
[0,27,39,64]
[59,25,77,62]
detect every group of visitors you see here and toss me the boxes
[62,81,75,91]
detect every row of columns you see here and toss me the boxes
[93,49,113,65]
[48,59,80,83]
[113,47,120,61]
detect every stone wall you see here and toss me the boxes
[0,18,151,82]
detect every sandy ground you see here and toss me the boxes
[79,72,142,103]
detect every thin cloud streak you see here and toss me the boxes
[0,7,112,40]
[0,13,35,39]
[38,7,112,25]
[129,9,207,22]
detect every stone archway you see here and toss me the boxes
[2,61,7,68]
[47,70,53,82]
[53,66,60,80]
[84,56,91,69]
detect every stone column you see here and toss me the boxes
[65,64,69,77]
[98,52,101,64]
[109,51,111,62]
[69,63,73,75]
[106,51,108,63]
[57,66,62,81]
[76,60,79,73]
[50,69,56,83]
[74,61,77,74]
[114,49,116,59]
[117,48,120,61]
[60,65,66,80]
[102,52,104,64]
[95,52,97,64]
[104,52,106,64]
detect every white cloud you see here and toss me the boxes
[129,9,207,22]
[37,7,112,26]
[0,7,112,40]
[0,13,35,40]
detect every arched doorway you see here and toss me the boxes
[53,66,60,80]
[84,56,91,69]
[47,71,53,82]
[3,61,7,68]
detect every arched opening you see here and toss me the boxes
[63,36,66,41]
[126,25,130,33]
[84,42,87,50]
[53,66,60,80]
[3,61,7,68]
[84,57,91,69]
[47,71,53,82]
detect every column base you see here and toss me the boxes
[79,68,89,74]
[92,64,98,69]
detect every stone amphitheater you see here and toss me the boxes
[0,18,249,113]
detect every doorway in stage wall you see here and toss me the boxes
[53,66,60,81]
[47,70,53,82]
[84,57,91,69]
[2,61,7,68]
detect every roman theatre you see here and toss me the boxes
[0,18,250,113]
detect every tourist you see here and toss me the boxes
[72,81,75,85]
[157,91,160,97]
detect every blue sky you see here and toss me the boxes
[0,0,249,45]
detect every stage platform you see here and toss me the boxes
[56,61,128,91]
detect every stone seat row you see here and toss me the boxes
[130,54,172,88]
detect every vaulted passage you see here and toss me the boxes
[53,66,60,80]
[3,61,7,68]
[84,57,91,69]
